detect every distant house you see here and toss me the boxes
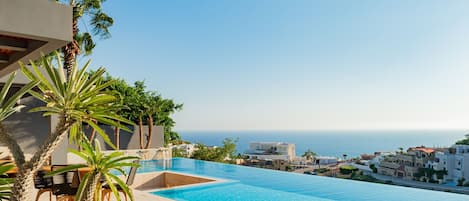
[434,144,469,182]
[377,146,439,180]
[314,156,338,165]
[245,142,296,161]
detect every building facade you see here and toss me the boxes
[377,146,437,180]
[245,142,296,161]
[434,144,469,182]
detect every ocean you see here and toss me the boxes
[178,130,466,158]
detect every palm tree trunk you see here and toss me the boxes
[80,172,101,201]
[0,123,26,168]
[144,116,153,149]
[10,117,73,201]
[63,8,79,79]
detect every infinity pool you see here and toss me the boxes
[142,158,468,201]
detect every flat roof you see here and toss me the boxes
[0,0,72,77]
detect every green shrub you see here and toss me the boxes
[314,168,329,173]
[457,178,466,186]
[369,164,378,173]
[340,165,358,174]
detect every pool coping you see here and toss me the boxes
[136,170,233,193]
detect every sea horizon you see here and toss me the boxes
[178,129,467,158]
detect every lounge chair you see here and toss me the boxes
[102,160,139,201]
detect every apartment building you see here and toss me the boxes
[434,144,469,182]
[245,142,296,161]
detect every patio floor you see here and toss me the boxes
[33,188,174,201]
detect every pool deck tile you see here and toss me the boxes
[33,188,174,201]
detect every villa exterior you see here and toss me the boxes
[0,0,71,76]
[245,142,296,161]
[0,0,167,163]
[0,0,72,163]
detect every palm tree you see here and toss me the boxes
[0,72,39,201]
[49,139,139,201]
[302,149,317,161]
[398,147,404,153]
[1,54,132,201]
[0,162,15,201]
[54,0,113,77]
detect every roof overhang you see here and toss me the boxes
[0,0,72,78]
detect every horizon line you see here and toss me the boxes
[175,128,469,132]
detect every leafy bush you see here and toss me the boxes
[457,178,466,186]
[340,165,358,174]
[191,138,238,163]
[369,164,378,173]
[172,147,188,158]
[455,134,469,145]
[314,168,329,173]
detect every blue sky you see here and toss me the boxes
[86,0,469,131]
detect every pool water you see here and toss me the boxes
[143,158,468,201]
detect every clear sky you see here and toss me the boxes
[86,0,469,131]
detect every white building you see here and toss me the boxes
[172,143,197,157]
[369,151,395,166]
[434,145,469,182]
[315,156,338,165]
[245,142,296,161]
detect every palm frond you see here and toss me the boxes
[90,11,113,39]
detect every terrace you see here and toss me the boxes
[1,1,469,201]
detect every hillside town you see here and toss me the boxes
[171,135,469,194]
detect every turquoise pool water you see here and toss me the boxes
[145,158,468,201]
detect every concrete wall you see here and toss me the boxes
[0,0,72,41]
[2,96,50,158]
[1,95,165,164]
[83,125,165,151]
[0,0,72,77]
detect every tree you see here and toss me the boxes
[369,164,378,173]
[302,149,317,161]
[48,139,139,201]
[398,147,404,153]
[221,138,238,161]
[455,134,469,145]
[0,55,131,201]
[54,0,113,77]
[93,75,183,146]
[191,138,238,163]
[172,147,187,158]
